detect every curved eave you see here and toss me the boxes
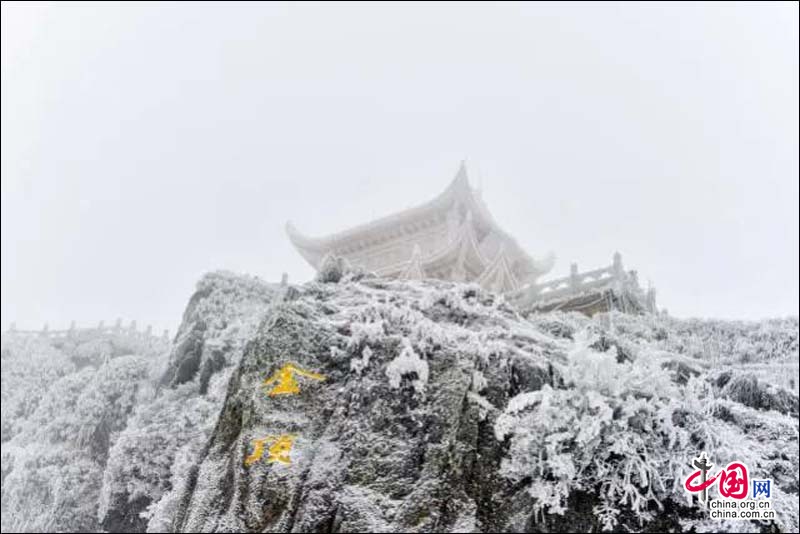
[530,251,556,277]
[286,221,325,269]
[457,181,553,281]
[285,163,472,255]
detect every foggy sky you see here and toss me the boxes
[2,2,798,334]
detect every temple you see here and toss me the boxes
[287,163,555,293]
[286,163,657,316]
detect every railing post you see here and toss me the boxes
[612,251,623,276]
[629,270,639,289]
[569,263,579,290]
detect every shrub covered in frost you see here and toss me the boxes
[495,328,799,532]
[0,271,277,534]
[1,355,152,533]
[316,255,350,283]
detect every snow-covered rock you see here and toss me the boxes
[165,274,799,533]
[1,271,797,533]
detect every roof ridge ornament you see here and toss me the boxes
[457,159,468,181]
[450,161,471,199]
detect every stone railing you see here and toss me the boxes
[511,252,657,313]
[4,319,171,342]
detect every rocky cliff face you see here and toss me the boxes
[170,275,559,533]
[99,272,278,533]
[3,270,798,533]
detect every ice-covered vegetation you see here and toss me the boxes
[1,271,278,533]
[496,325,798,532]
[1,332,166,532]
[1,269,797,532]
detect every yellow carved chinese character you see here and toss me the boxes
[244,434,296,466]
[244,438,268,466]
[266,434,295,464]
[263,363,326,396]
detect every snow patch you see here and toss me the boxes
[350,345,373,375]
[385,338,429,392]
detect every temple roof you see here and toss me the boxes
[286,163,554,287]
[286,163,472,258]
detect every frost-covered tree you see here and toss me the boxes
[1,355,153,532]
[495,328,799,532]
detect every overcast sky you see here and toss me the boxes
[2,2,798,334]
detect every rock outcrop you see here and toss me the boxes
[167,273,799,532]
